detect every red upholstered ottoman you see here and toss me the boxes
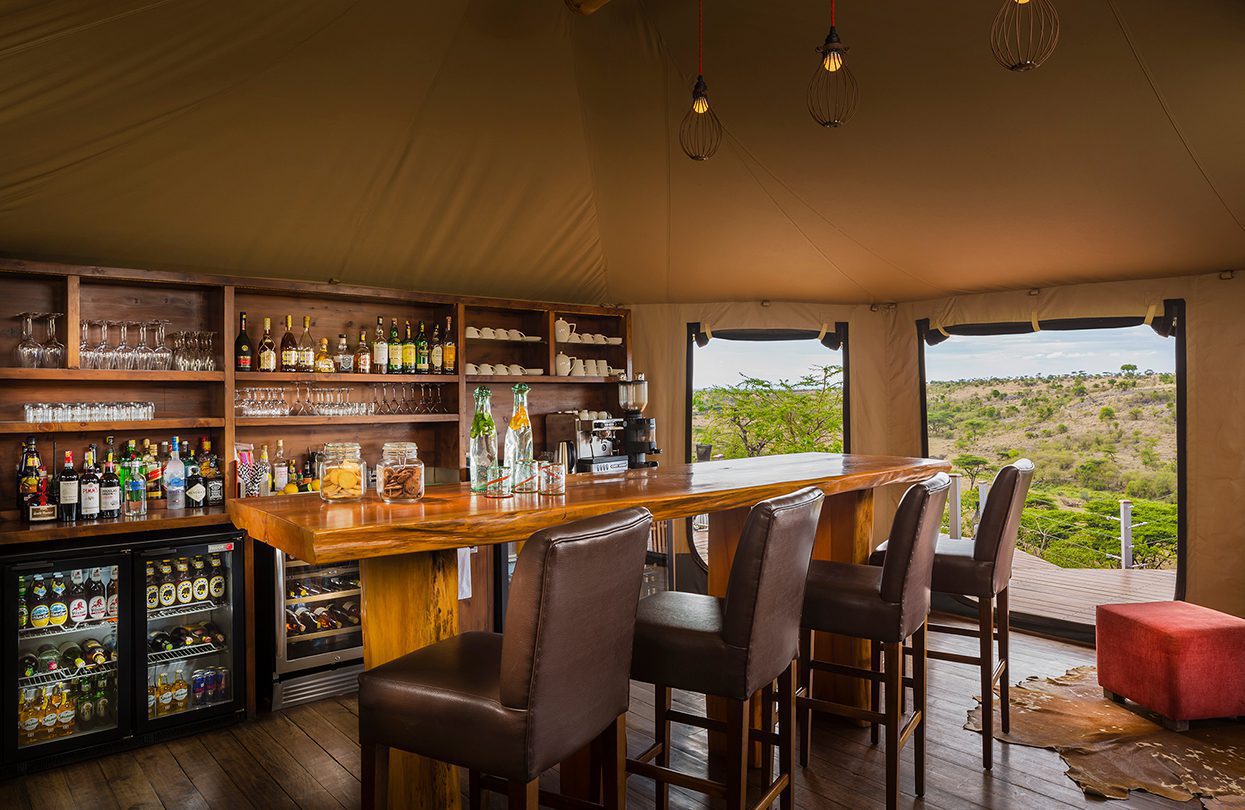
[1096,600,1245,731]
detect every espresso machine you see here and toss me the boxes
[544,412,629,473]
[619,374,661,469]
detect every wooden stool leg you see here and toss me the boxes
[979,595,995,770]
[884,641,901,810]
[508,778,538,809]
[778,661,797,810]
[998,586,1011,734]
[361,743,389,810]
[798,627,813,767]
[761,682,776,786]
[913,624,927,798]
[598,714,627,810]
[726,698,750,810]
[655,684,671,810]
[870,639,881,745]
[468,769,483,810]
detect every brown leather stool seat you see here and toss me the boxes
[867,459,1034,770]
[628,487,825,810]
[358,507,653,809]
[802,562,907,642]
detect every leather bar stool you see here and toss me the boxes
[868,458,1034,769]
[797,472,951,810]
[357,507,653,810]
[627,487,825,810]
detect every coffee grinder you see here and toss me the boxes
[619,374,661,469]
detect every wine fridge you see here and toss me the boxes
[1,529,244,776]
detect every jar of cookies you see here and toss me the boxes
[317,442,366,502]
[376,442,425,504]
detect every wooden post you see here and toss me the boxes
[948,473,962,540]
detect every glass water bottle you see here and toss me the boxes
[504,383,534,465]
[469,386,498,492]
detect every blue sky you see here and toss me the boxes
[693,325,1175,388]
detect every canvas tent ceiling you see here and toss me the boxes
[0,0,1242,305]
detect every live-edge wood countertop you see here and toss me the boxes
[228,453,950,565]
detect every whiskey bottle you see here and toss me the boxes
[334,334,353,373]
[371,316,388,375]
[313,337,335,373]
[401,321,416,373]
[442,315,457,374]
[388,318,402,374]
[354,330,371,374]
[415,321,430,373]
[234,312,252,372]
[256,318,277,372]
[279,315,298,372]
[17,435,41,512]
[297,315,315,372]
[429,324,443,373]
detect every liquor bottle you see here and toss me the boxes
[172,670,190,713]
[372,316,388,375]
[234,312,252,372]
[313,337,335,373]
[29,575,50,628]
[17,435,40,511]
[185,463,206,509]
[87,567,107,620]
[107,565,119,618]
[164,436,186,511]
[208,554,227,604]
[385,321,400,378]
[117,439,136,493]
[442,315,456,374]
[79,450,101,521]
[143,440,161,501]
[155,673,173,717]
[66,569,89,625]
[17,579,28,630]
[144,562,158,610]
[198,439,224,505]
[278,314,297,372]
[297,315,316,372]
[469,386,499,492]
[191,557,209,602]
[414,321,430,373]
[504,383,534,464]
[57,451,79,523]
[334,333,353,372]
[86,443,101,474]
[401,320,416,373]
[353,330,371,374]
[272,440,289,492]
[36,644,59,672]
[99,455,121,519]
[257,317,277,372]
[175,558,194,604]
[26,469,56,524]
[157,560,177,608]
[429,324,443,373]
[258,444,271,496]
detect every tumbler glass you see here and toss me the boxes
[483,465,512,499]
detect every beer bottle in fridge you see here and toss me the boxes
[106,565,119,617]
[87,567,107,620]
[67,569,89,625]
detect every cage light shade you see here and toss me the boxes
[680,75,723,161]
[991,0,1060,71]
[808,27,858,128]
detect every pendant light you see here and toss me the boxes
[991,0,1060,72]
[807,0,858,128]
[679,0,723,161]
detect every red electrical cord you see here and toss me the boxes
[831,0,836,26]
[698,0,703,74]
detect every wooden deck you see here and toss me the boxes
[1009,550,1176,626]
[0,617,1195,809]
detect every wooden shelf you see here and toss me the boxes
[465,337,546,344]
[0,417,226,434]
[235,414,457,427]
[0,505,231,545]
[467,375,616,384]
[0,369,224,382]
[235,372,458,383]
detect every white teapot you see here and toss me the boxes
[554,318,577,343]
[555,352,572,376]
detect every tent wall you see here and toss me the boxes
[633,270,1245,618]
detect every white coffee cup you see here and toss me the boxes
[499,329,516,340]
[578,409,592,420]
[510,330,525,341]
[479,327,496,339]
[571,358,586,376]
[479,363,495,375]
[592,334,607,344]
[584,359,599,376]
[465,363,479,375]
[465,326,481,339]
[508,363,524,376]
[568,333,582,343]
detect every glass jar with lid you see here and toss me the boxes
[317,442,365,502]
[376,442,425,503]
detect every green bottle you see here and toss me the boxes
[387,318,402,374]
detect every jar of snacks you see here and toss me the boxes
[376,442,425,504]
[317,442,366,502]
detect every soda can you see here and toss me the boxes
[215,667,230,701]
[203,668,219,703]
[191,670,207,706]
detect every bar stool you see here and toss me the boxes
[868,458,1034,769]
[627,487,825,810]
[357,507,653,809]
[797,472,950,810]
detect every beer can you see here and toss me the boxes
[215,667,230,701]
[203,668,219,702]
[191,670,207,706]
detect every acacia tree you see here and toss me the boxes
[952,453,991,490]
[692,366,844,459]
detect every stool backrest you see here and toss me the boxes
[973,459,1035,592]
[879,473,952,636]
[499,507,653,765]
[723,486,824,692]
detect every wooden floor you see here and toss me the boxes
[1009,550,1177,626]
[0,616,1196,809]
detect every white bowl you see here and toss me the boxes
[606,337,623,345]
[523,368,545,376]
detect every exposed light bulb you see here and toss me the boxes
[1014,0,1031,4]
[692,95,710,114]
[822,51,844,72]
[808,26,857,128]
[679,75,722,160]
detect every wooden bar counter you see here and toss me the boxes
[228,452,949,809]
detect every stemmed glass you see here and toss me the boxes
[92,320,111,369]
[133,321,153,370]
[40,313,65,369]
[79,320,95,369]
[15,312,42,368]
[152,321,172,370]
[112,321,134,370]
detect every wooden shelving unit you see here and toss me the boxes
[0,418,225,435]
